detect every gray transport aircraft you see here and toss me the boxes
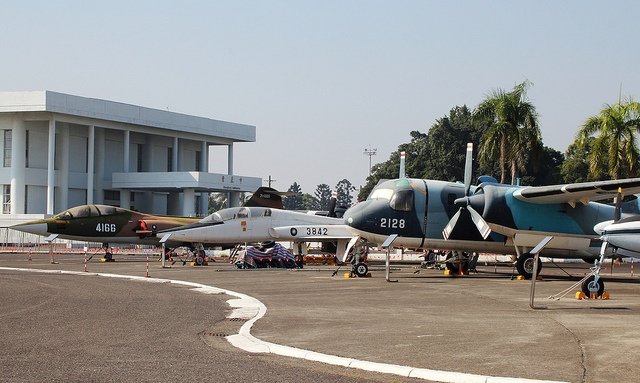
[341,144,640,293]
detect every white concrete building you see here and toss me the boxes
[0,91,261,225]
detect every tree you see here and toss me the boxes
[314,183,332,210]
[577,99,640,179]
[301,193,319,210]
[208,192,227,214]
[283,182,304,210]
[521,146,564,186]
[424,105,492,181]
[335,179,356,208]
[473,81,542,184]
[561,138,604,183]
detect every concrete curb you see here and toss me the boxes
[0,267,569,383]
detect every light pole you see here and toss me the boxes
[363,147,377,175]
[264,175,276,188]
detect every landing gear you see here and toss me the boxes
[581,275,605,296]
[353,262,369,278]
[516,252,542,279]
[581,242,609,297]
[445,251,469,274]
[102,243,114,262]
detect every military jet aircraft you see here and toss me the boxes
[157,204,362,272]
[11,187,287,261]
[343,144,640,283]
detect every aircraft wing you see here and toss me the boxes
[512,178,640,205]
[269,224,360,263]
[488,222,597,255]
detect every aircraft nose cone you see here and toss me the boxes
[12,222,48,236]
[343,203,366,230]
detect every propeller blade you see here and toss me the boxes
[614,187,623,222]
[442,208,463,240]
[463,143,473,196]
[399,151,406,178]
[467,206,491,239]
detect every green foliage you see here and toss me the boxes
[335,179,356,208]
[208,192,227,213]
[283,182,304,210]
[423,106,489,181]
[474,80,543,184]
[577,99,640,179]
[301,193,319,210]
[314,183,332,210]
[521,146,564,186]
[561,138,605,183]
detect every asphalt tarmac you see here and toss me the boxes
[2,252,640,383]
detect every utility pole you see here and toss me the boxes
[363,147,377,175]
[264,175,276,188]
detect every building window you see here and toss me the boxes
[130,192,135,202]
[167,147,173,171]
[195,151,201,171]
[3,130,11,167]
[137,144,143,172]
[2,185,10,214]
[104,190,120,201]
[25,130,29,168]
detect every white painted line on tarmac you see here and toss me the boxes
[0,267,569,383]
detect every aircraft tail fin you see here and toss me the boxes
[399,151,406,178]
[243,187,285,209]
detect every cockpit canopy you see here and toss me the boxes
[367,180,414,212]
[199,206,273,224]
[53,205,124,220]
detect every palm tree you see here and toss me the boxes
[577,99,640,179]
[473,81,542,184]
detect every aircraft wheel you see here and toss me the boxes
[445,252,468,274]
[353,262,368,277]
[582,275,605,296]
[581,257,596,265]
[516,253,542,279]
[195,255,204,266]
[104,251,113,262]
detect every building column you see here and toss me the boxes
[120,130,130,209]
[227,144,237,207]
[87,125,95,204]
[59,123,70,211]
[94,127,105,204]
[183,188,195,216]
[9,118,26,214]
[227,143,234,175]
[172,136,179,172]
[46,119,56,214]
[200,141,209,214]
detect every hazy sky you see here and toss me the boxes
[2,1,639,194]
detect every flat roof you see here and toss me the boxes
[0,91,256,142]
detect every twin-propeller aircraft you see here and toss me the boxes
[342,144,640,293]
